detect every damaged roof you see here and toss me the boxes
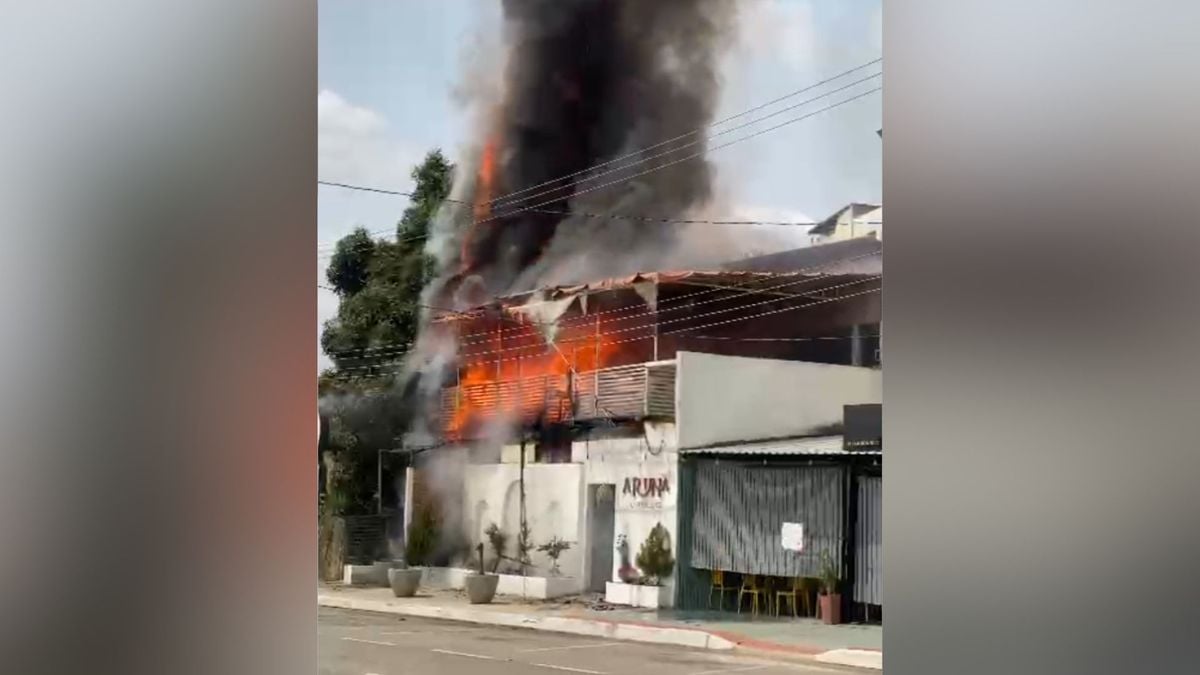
[432,268,876,322]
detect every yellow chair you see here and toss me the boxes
[708,570,737,610]
[738,575,768,616]
[774,577,817,617]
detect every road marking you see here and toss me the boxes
[530,664,606,674]
[340,637,396,647]
[430,648,501,661]
[689,666,772,675]
[376,630,416,636]
[519,643,619,653]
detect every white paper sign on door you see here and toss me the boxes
[781,522,805,552]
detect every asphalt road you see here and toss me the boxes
[319,607,859,675]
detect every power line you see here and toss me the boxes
[475,87,882,228]
[315,189,822,253]
[484,58,882,209]
[322,247,882,358]
[323,251,881,360]
[331,283,879,376]
[318,73,882,250]
[486,71,882,214]
[332,274,879,368]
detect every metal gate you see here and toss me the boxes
[854,475,881,606]
[690,461,845,577]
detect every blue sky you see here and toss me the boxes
[318,0,881,369]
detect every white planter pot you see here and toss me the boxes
[605,581,673,609]
[343,562,396,586]
[495,574,581,599]
[419,567,582,599]
[387,567,422,597]
[465,573,499,604]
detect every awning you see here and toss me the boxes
[682,435,881,456]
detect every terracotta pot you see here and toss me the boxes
[818,593,842,625]
[387,567,422,598]
[465,573,499,604]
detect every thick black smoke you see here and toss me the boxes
[396,0,738,442]
[439,0,737,304]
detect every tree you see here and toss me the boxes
[325,228,376,296]
[317,149,455,522]
[321,149,454,374]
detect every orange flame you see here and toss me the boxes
[444,312,627,439]
[461,134,499,273]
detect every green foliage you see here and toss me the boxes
[318,149,453,539]
[635,523,675,586]
[325,228,377,296]
[818,550,840,596]
[320,148,453,373]
[321,445,374,517]
[405,502,438,565]
[484,523,508,573]
[398,148,453,239]
[536,537,572,576]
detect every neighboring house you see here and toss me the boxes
[808,203,882,245]
[675,401,882,621]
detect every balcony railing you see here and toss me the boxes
[441,361,676,438]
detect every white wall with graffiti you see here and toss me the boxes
[577,421,680,600]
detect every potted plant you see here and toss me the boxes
[635,523,675,587]
[466,542,500,604]
[387,503,438,596]
[817,551,842,625]
[536,536,572,577]
[387,565,422,597]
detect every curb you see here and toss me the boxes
[318,593,881,670]
[318,593,734,651]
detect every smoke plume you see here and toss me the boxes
[433,0,738,305]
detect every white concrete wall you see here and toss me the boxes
[675,351,882,449]
[462,463,585,579]
[577,422,679,598]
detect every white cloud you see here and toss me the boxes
[318,89,418,188]
[317,90,419,372]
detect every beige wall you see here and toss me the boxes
[577,424,679,589]
[462,463,585,579]
[675,351,882,449]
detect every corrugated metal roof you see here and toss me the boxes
[682,435,881,456]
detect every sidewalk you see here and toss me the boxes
[318,584,882,671]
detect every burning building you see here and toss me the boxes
[391,1,882,590]
[429,261,880,444]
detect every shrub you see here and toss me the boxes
[536,537,573,576]
[405,502,437,565]
[635,523,675,586]
[818,550,840,595]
